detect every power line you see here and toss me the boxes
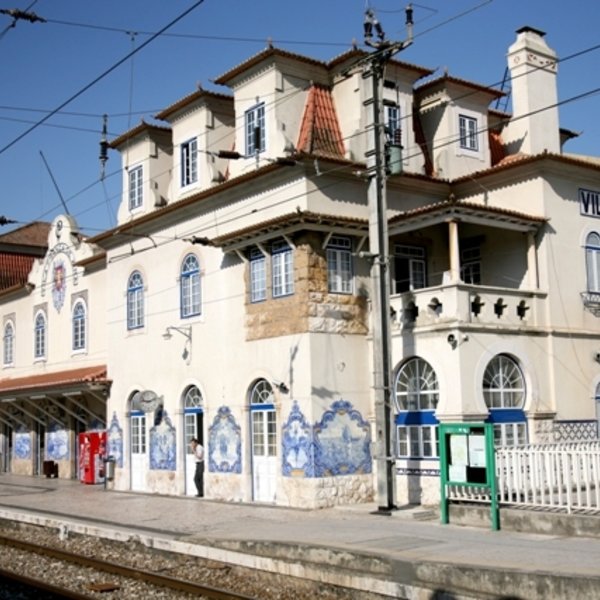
[0,0,207,157]
[6,3,599,232]
[42,17,353,48]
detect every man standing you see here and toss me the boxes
[190,438,204,497]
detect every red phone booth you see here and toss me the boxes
[78,431,107,484]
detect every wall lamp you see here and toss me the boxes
[272,381,290,394]
[447,333,469,349]
[162,326,192,341]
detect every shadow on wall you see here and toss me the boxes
[430,592,522,600]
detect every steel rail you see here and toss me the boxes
[0,567,96,599]
[0,534,257,600]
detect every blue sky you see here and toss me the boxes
[1,0,598,236]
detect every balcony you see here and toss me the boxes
[390,282,547,331]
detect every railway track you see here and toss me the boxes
[0,534,257,599]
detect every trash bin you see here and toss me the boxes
[43,460,58,478]
[104,456,115,482]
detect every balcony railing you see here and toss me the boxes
[390,282,547,330]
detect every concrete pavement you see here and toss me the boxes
[0,474,598,599]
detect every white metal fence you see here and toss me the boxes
[448,441,600,514]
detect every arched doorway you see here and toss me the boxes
[183,385,204,496]
[129,391,147,492]
[249,379,277,502]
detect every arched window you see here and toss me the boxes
[183,385,204,452]
[184,385,204,409]
[3,321,14,366]
[394,357,439,458]
[249,379,277,492]
[483,354,527,446]
[250,379,274,405]
[483,355,525,409]
[127,271,144,330]
[180,254,201,318]
[72,300,86,351]
[586,232,600,293]
[34,311,46,359]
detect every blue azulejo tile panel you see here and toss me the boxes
[314,400,372,477]
[47,422,69,461]
[282,401,314,477]
[107,412,124,468]
[208,406,241,474]
[150,410,176,471]
[15,427,31,460]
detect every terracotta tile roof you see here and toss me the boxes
[154,88,233,121]
[109,121,171,150]
[214,47,327,86]
[389,200,547,232]
[0,365,110,397]
[0,254,35,290]
[212,210,368,248]
[296,85,345,159]
[415,74,505,100]
[327,48,433,78]
[0,222,49,247]
[489,130,506,167]
[452,151,600,183]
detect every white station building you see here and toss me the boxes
[1,26,600,507]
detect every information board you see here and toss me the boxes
[439,422,499,531]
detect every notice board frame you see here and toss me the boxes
[439,422,499,531]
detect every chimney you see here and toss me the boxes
[505,26,560,155]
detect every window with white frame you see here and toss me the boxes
[459,114,479,151]
[128,165,143,210]
[327,236,353,294]
[393,245,426,293]
[245,103,265,156]
[460,246,481,284]
[395,357,439,459]
[249,379,276,458]
[180,254,201,318]
[72,300,87,351]
[249,247,266,303]
[272,239,293,298]
[385,104,401,143]
[34,310,46,359]
[3,321,14,366]
[181,138,198,187]
[127,271,144,330]
[586,232,600,293]
[483,354,528,447]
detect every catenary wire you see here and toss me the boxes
[0,0,207,157]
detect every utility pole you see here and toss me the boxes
[362,5,413,512]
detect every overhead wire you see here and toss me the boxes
[0,0,207,157]
[6,0,599,235]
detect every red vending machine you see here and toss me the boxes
[78,431,107,484]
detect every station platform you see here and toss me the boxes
[0,474,598,599]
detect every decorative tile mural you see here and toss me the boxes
[107,412,124,468]
[14,427,31,460]
[150,410,176,471]
[282,401,314,477]
[208,406,241,474]
[47,422,69,461]
[313,399,372,477]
